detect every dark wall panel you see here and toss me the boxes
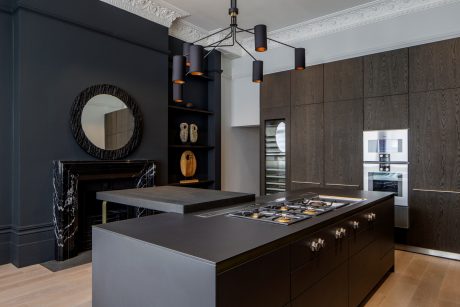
[0,11,12,264]
[9,3,169,266]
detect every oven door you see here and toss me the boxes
[363,163,408,207]
[363,129,408,162]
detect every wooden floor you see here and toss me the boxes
[0,250,458,306]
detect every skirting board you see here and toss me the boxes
[396,244,460,261]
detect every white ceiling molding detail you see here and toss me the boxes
[241,0,460,50]
[169,20,243,57]
[99,0,189,27]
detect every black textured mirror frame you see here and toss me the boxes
[253,60,263,83]
[172,55,186,83]
[173,83,183,103]
[190,45,204,75]
[70,84,143,160]
[295,48,306,70]
[254,24,267,52]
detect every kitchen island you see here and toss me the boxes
[92,188,394,307]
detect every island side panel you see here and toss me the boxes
[92,227,216,307]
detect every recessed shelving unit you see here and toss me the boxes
[167,37,222,190]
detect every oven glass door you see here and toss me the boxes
[363,163,408,207]
[363,129,408,162]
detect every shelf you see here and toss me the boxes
[169,145,214,150]
[168,104,213,115]
[169,180,214,187]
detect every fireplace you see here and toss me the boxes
[53,160,156,261]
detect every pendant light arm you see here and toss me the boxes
[236,27,296,49]
[204,30,233,48]
[204,31,233,58]
[235,38,257,61]
[192,26,231,44]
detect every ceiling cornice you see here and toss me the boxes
[241,0,460,50]
[99,0,189,27]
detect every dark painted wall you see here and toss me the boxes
[0,10,13,264]
[3,0,170,266]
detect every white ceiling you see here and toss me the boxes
[165,0,375,32]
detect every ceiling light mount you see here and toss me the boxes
[172,0,306,91]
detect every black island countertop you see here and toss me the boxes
[94,188,393,272]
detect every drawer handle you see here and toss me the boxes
[292,181,321,185]
[326,183,360,187]
[413,188,460,194]
[335,228,347,239]
[310,238,326,252]
[351,221,360,230]
[366,213,377,222]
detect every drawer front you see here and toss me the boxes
[290,222,349,298]
[349,199,394,256]
[349,237,394,307]
[291,262,348,307]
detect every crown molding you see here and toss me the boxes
[99,0,189,27]
[241,0,460,50]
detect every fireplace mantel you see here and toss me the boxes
[52,160,155,261]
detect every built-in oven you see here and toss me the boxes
[363,129,409,228]
[363,129,408,162]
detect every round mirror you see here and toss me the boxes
[71,85,142,160]
[275,122,286,153]
[81,94,134,150]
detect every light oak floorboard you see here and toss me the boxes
[0,251,458,306]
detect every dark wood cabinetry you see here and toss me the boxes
[409,89,460,191]
[364,95,409,130]
[291,65,323,105]
[324,57,363,102]
[260,71,291,109]
[409,37,460,93]
[324,99,363,189]
[217,247,290,307]
[290,103,323,190]
[364,49,408,97]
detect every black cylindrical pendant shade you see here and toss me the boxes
[253,60,263,83]
[295,48,306,70]
[172,55,186,84]
[183,42,193,67]
[190,45,204,75]
[254,24,267,52]
[173,83,183,103]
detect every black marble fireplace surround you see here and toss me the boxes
[53,160,155,261]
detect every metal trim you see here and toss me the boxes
[326,183,360,187]
[413,189,460,194]
[396,244,460,261]
[291,181,321,185]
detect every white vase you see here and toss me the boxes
[190,124,198,143]
[180,123,189,143]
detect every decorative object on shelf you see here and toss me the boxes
[171,0,306,93]
[70,84,143,160]
[190,124,198,143]
[180,123,189,143]
[180,150,198,184]
[185,102,194,108]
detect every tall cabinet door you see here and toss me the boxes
[324,99,363,189]
[409,88,460,253]
[290,65,324,190]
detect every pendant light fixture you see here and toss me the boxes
[172,55,185,84]
[171,0,306,84]
[173,83,183,103]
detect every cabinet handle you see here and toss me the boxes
[413,189,460,194]
[366,213,377,222]
[326,183,360,187]
[352,221,360,230]
[292,181,321,185]
[335,227,347,239]
[310,238,326,252]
